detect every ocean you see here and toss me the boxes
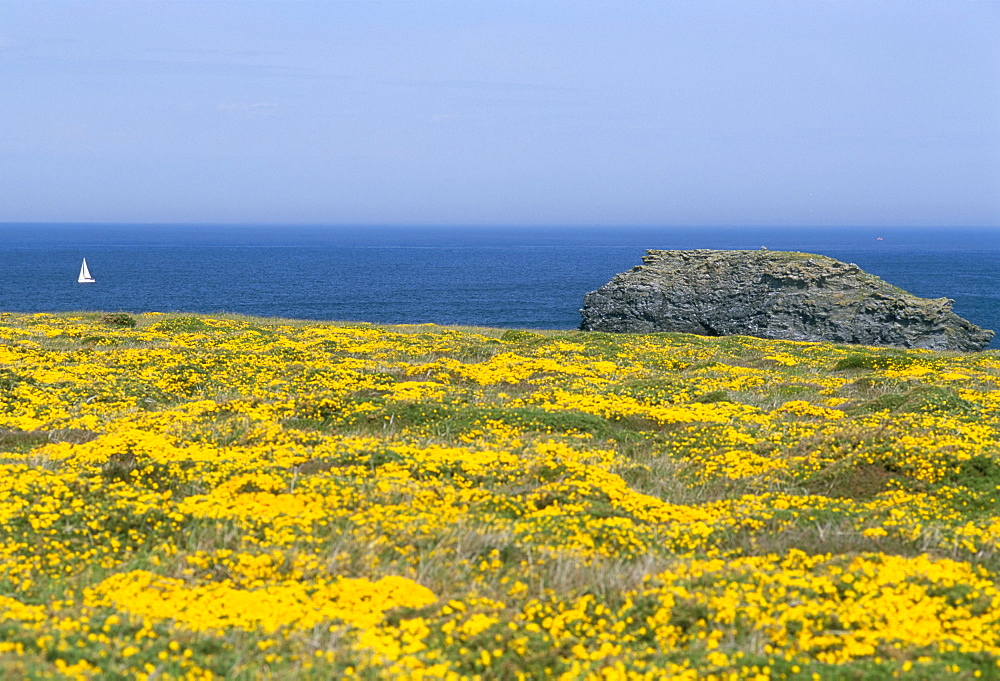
[1,224,997,349]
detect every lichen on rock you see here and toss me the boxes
[580,249,994,351]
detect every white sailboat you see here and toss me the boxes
[77,258,95,284]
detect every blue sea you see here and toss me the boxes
[1,224,997,348]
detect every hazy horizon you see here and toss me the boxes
[2,1,998,227]
[4,222,1000,230]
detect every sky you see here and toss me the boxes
[1,1,998,227]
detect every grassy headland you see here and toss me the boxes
[1,311,1000,679]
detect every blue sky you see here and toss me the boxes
[1,1,997,227]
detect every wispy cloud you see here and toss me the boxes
[387,78,581,94]
[146,47,286,60]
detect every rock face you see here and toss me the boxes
[580,249,994,351]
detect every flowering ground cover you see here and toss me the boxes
[1,311,1000,679]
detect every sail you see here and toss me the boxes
[78,258,95,283]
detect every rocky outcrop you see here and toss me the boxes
[580,249,994,351]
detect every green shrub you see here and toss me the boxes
[833,353,919,372]
[947,455,1000,492]
[99,313,137,328]
[152,317,212,333]
[694,390,732,403]
[366,402,613,438]
[860,385,976,416]
[0,369,33,392]
[500,330,545,343]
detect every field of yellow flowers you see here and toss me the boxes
[2,311,1000,679]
